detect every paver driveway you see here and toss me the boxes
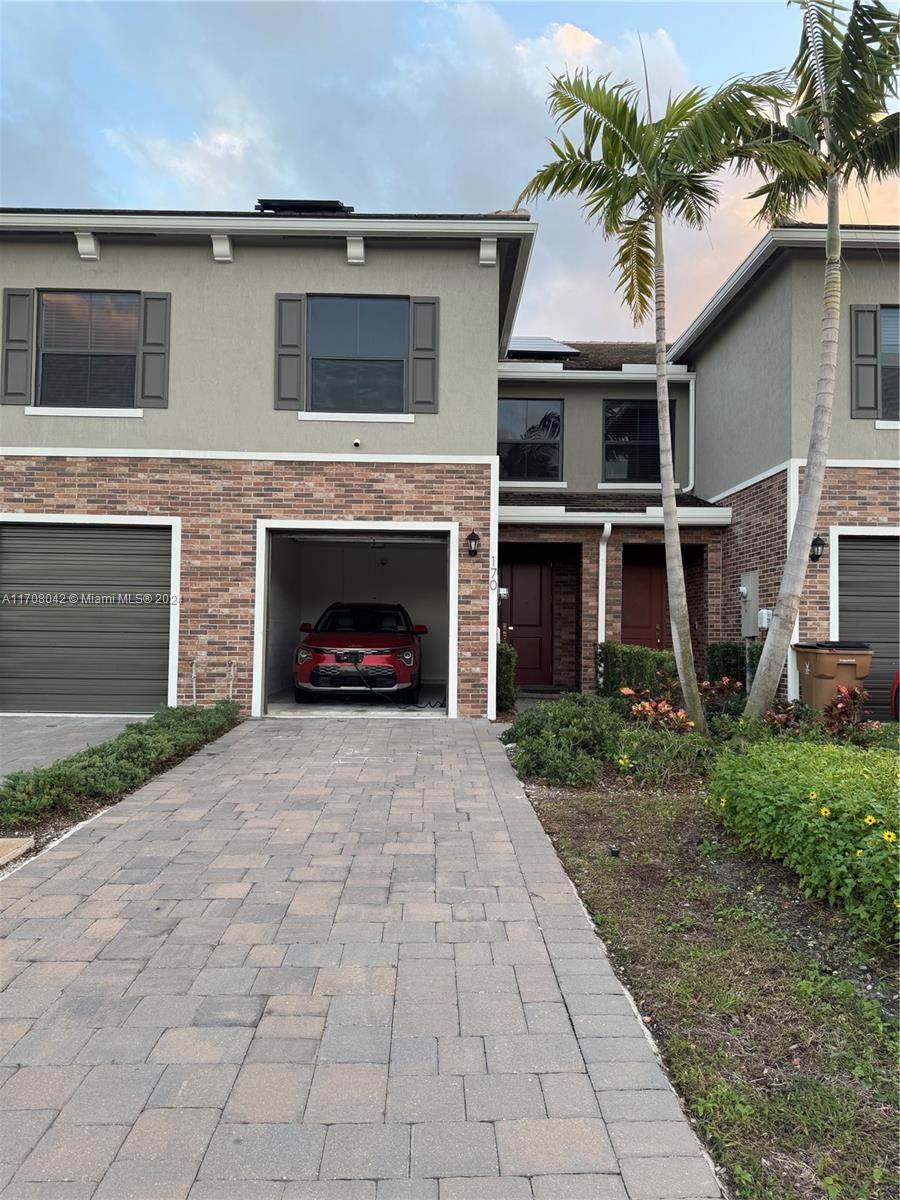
[0,718,721,1200]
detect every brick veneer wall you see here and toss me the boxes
[552,560,579,689]
[2,456,494,716]
[500,523,724,692]
[718,469,788,642]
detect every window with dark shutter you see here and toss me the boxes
[602,399,674,483]
[851,303,898,420]
[497,399,563,481]
[308,296,409,414]
[37,291,140,408]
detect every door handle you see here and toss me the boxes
[508,626,515,631]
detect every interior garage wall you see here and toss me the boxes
[266,537,450,695]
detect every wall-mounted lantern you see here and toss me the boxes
[809,535,827,563]
[466,531,481,557]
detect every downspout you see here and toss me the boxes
[686,375,696,494]
[596,522,613,692]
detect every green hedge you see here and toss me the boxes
[711,741,900,939]
[496,642,518,712]
[597,641,677,698]
[706,640,763,683]
[0,701,242,830]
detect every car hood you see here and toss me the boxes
[300,632,415,651]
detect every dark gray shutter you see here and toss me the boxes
[137,293,171,408]
[1,289,34,405]
[409,297,438,414]
[275,294,305,410]
[850,304,879,418]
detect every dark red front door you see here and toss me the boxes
[622,558,666,648]
[501,561,553,685]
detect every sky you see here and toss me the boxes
[2,1,897,341]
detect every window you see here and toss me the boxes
[603,399,673,483]
[38,291,140,407]
[851,304,899,421]
[308,296,409,413]
[497,399,562,481]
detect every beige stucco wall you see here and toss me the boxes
[0,237,500,456]
[689,260,793,500]
[789,249,900,459]
[497,377,692,492]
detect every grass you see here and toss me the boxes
[532,772,898,1200]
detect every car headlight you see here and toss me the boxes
[395,649,415,667]
[296,647,313,664]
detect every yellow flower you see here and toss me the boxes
[883,831,897,844]
[719,798,727,808]
[809,791,817,800]
[864,815,877,826]
[819,807,831,818]
[856,849,864,857]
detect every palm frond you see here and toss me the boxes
[664,73,794,171]
[842,109,900,185]
[613,213,655,323]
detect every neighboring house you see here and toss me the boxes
[0,204,896,719]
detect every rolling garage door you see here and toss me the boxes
[838,534,899,719]
[0,523,172,713]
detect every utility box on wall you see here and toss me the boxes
[740,570,759,639]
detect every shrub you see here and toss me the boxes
[0,701,242,830]
[706,640,762,685]
[616,724,714,785]
[697,676,745,715]
[623,693,697,732]
[711,741,900,939]
[496,642,518,713]
[821,685,883,744]
[597,642,678,699]
[503,695,624,786]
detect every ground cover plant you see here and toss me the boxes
[0,701,242,834]
[532,770,899,1200]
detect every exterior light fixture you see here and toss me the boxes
[466,531,481,557]
[809,535,826,563]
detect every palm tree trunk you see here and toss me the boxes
[653,210,708,735]
[745,171,841,717]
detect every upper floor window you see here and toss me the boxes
[308,296,409,413]
[850,304,899,421]
[603,399,673,483]
[38,291,140,408]
[498,399,562,481]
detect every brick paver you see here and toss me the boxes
[0,718,722,1197]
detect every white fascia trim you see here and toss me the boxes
[669,226,900,362]
[1,211,538,241]
[874,420,900,430]
[1,512,181,708]
[1,447,498,465]
[498,510,732,526]
[23,408,144,419]
[499,481,568,490]
[497,366,695,383]
[597,522,612,642]
[297,412,414,424]
[643,506,732,520]
[826,458,899,468]
[829,524,900,639]
[251,519,460,720]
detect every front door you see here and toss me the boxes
[500,561,553,685]
[621,557,666,648]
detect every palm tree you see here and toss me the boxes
[518,72,822,734]
[743,0,899,717]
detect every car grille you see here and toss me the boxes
[310,666,398,689]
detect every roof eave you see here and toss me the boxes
[669,225,900,363]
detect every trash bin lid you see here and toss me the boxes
[794,640,871,650]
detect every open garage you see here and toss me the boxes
[261,524,453,717]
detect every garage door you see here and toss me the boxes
[0,523,172,714]
[838,534,899,718]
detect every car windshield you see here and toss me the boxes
[314,606,410,634]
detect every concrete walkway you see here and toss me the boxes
[0,719,721,1199]
[0,715,138,777]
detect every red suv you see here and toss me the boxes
[292,603,427,703]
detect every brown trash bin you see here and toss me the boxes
[794,641,874,711]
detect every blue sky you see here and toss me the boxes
[2,2,890,338]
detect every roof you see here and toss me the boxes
[499,490,721,512]
[0,205,532,222]
[508,336,579,358]
[563,342,659,371]
[669,223,900,362]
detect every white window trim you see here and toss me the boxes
[252,519,461,720]
[23,407,144,419]
[875,420,900,430]
[0,511,181,712]
[297,412,414,424]
[499,480,567,490]
[828,524,900,640]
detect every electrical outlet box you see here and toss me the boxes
[758,607,772,630]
